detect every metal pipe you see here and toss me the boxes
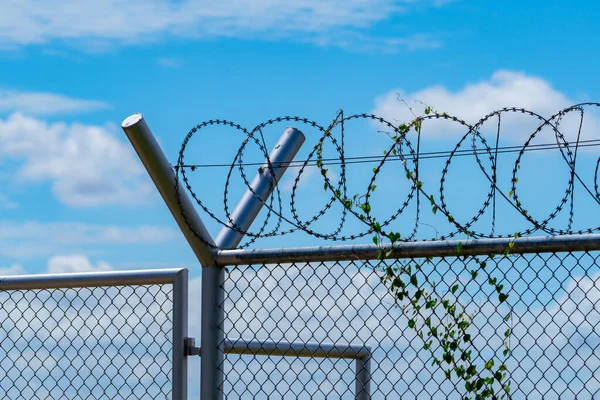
[215,127,306,249]
[355,352,371,400]
[121,113,216,266]
[224,339,371,399]
[0,268,185,290]
[215,233,600,266]
[202,127,305,400]
[223,339,371,359]
[200,265,224,400]
[172,269,189,400]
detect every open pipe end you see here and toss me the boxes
[121,113,144,129]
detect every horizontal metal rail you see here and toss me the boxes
[224,339,370,359]
[215,233,600,266]
[224,339,371,400]
[0,268,186,290]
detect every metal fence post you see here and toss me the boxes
[355,353,371,400]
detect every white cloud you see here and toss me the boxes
[0,221,176,244]
[0,112,154,206]
[46,254,112,273]
[156,57,181,68]
[0,0,446,52]
[0,89,109,116]
[372,70,600,141]
[0,221,177,259]
[0,193,18,209]
[0,263,25,275]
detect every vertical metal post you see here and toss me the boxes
[355,354,371,400]
[172,268,189,400]
[203,127,305,400]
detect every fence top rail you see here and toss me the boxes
[215,233,600,266]
[0,268,187,290]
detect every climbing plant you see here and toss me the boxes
[317,103,514,400]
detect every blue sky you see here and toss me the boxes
[0,0,599,278]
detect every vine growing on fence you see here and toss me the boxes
[316,104,514,400]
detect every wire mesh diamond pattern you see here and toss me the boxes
[0,284,174,400]
[220,251,600,399]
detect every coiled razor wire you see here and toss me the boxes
[174,103,600,249]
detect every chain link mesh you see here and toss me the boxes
[220,251,600,399]
[0,284,174,399]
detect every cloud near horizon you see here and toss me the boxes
[373,70,600,142]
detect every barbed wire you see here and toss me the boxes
[174,103,600,249]
[177,138,600,169]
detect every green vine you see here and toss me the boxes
[318,103,515,399]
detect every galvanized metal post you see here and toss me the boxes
[355,353,371,400]
[121,113,216,265]
[214,127,306,248]
[204,127,305,400]
[172,268,189,400]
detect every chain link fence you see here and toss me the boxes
[219,250,600,399]
[0,269,188,400]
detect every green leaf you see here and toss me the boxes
[392,277,403,288]
[388,232,401,243]
[457,241,463,254]
[476,378,485,390]
[373,222,381,233]
[499,293,508,303]
[415,289,423,300]
[408,319,416,329]
[372,236,378,245]
[452,284,459,294]
[485,359,494,370]
[410,274,418,286]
